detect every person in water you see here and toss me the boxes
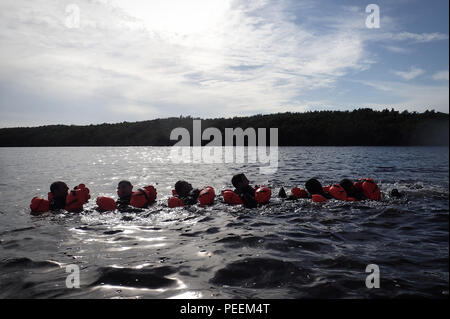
[174,180,201,205]
[305,178,332,199]
[49,181,69,210]
[231,173,258,208]
[277,187,298,200]
[389,188,405,198]
[339,178,366,201]
[116,180,133,209]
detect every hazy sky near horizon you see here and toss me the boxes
[0,0,448,127]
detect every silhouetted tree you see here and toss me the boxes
[0,109,448,146]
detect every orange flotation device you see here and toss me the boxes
[360,178,381,201]
[130,185,157,208]
[328,184,348,201]
[354,181,363,191]
[65,188,87,212]
[323,185,331,193]
[96,196,117,211]
[198,186,215,206]
[74,184,90,203]
[30,197,50,214]
[222,190,243,205]
[291,187,308,198]
[168,196,184,208]
[312,194,327,203]
[31,183,89,214]
[255,186,271,204]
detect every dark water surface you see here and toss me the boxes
[0,147,448,298]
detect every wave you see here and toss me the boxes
[210,258,311,289]
[91,266,178,289]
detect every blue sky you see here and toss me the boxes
[0,0,448,127]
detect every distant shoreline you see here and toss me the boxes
[1,109,448,147]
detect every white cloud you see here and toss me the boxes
[383,32,449,43]
[384,45,412,54]
[432,70,449,81]
[0,0,371,123]
[0,0,448,126]
[360,80,449,113]
[392,67,425,81]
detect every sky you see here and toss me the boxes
[0,0,448,127]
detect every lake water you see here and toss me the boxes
[0,146,448,298]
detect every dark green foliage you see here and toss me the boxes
[0,109,448,146]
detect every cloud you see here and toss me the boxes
[0,0,448,127]
[383,32,449,43]
[432,70,449,81]
[384,45,412,54]
[360,80,449,113]
[0,0,372,124]
[392,67,425,80]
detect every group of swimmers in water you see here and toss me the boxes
[29,173,404,215]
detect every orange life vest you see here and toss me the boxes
[291,187,308,198]
[130,185,157,208]
[312,194,327,203]
[354,181,363,191]
[222,190,243,205]
[74,184,90,203]
[198,186,215,206]
[96,196,117,211]
[255,186,271,204]
[65,188,86,212]
[328,184,348,201]
[360,178,381,201]
[168,196,184,208]
[30,197,50,214]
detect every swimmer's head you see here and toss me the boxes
[175,180,192,197]
[231,173,249,189]
[50,181,68,198]
[390,188,403,198]
[117,180,133,198]
[340,178,356,196]
[305,178,323,195]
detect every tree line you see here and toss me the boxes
[0,109,448,146]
